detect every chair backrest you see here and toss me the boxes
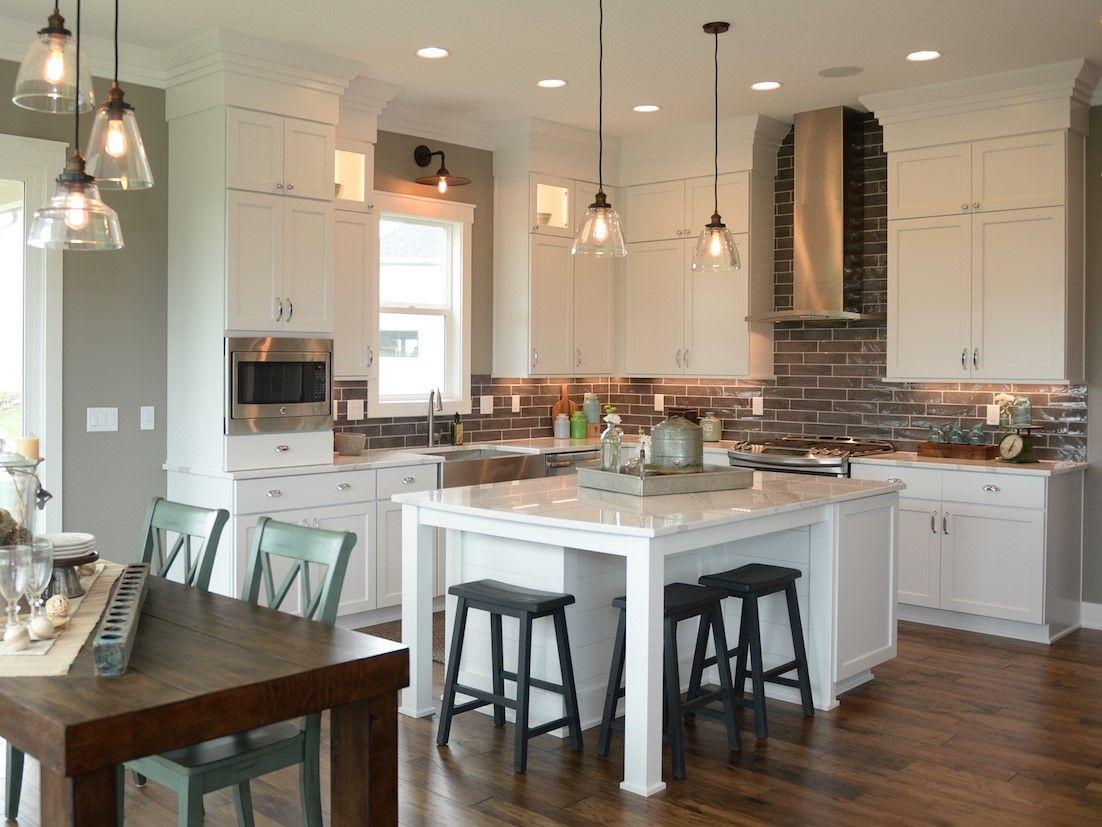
[139,497,230,591]
[240,517,355,626]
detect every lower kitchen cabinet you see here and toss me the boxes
[312,502,377,616]
[896,498,942,609]
[375,500,404,609]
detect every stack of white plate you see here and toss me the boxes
[40,532,96,562]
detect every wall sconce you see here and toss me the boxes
[413,144,470,194]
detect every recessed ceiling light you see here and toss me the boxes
[818,65,864,78]
[750,81,782,91]
[416,46,450,60]
[906,50,941,62]
[537,78,568,88]
[632,104,660,113]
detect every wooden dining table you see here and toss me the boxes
[0,576,408,826]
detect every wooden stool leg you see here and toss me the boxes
[5,744,24,821]
[745,595,768,739]
[436,596,469,747]
[513,613,534,773]
[683,609,712,721]
[552,609,584,751]
[663,617,687,779]
[709,605,742,753]
[597,609,626,757]
[490,611,506,727]
[785,583,815,717]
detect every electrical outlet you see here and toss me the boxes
[985,404,1001,426]
[346,399,365,421]
[139,405,155,431]
[511,395,521,413]
[654,394,664,412]
[480,395,494,415]
[86,407,118,432]
[751,395,764,416]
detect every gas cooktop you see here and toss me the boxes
[727,435,894,477]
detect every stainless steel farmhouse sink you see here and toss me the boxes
[422,447,546,488]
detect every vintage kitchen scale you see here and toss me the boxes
[997,424,1040,464]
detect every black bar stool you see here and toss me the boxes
[437,579,584,773]
[689,563,814,739]
[596,583,740,779]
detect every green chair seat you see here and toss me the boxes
[144,722,303,773]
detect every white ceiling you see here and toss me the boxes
[3,0,1102,136]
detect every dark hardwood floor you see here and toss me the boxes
[5,621,1102,825]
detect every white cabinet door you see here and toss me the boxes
[939,503,1044,623]
[897,498,941,608]
[970,206,1065,380]
[311,502,375,616]
[686,172,749,235]
[886,215,971,379]
[281,199,333,333]
[683,234,749,376]
[530,174,574,237]
[333,210,375,378]
[283,117,335,201]
[234,510,311,615]
[227,108,284,196]
[528,235,574,375]
[572,250,615,374]
[887,143,971,220]
[624,180,686,242]
[375,499,404,609]
[226,190,283,332]
[624,239,685,375]
[971,131,1065,213]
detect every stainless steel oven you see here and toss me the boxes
[226,337,332,435]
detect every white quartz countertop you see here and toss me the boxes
[851,452,1087,477]
[163,449,443,480]
[393,472,902,538]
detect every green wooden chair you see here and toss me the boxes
[3,496,229,822]
[118,516,355,827]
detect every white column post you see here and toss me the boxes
[399,504,437,717]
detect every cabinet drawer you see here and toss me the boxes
[942,471,1044,509]
[224,431,333,472]
[377,464,439,499]
[851,464,942,500]
[237,469,376,514]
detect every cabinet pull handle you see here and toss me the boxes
[298,518,308,527]
[275,444,290,453]
[684,348,690,368]
[972,348,979,369]
[675,348,683,368]
[576,348,582,368]
[531,224,539,232]
[367,203,375,212]
[982,484,1001,493]
[337,482,352,491]
[267,489,282,498]
[286,183,295,192]
[287,298,294,322]
[930,511,937,534]
[887,477,902,483]
[942,513,950,535]
[312,517,319,528]
[531,348,539,368]
[276,182,284,190]
[367,344,375,368]
[961,203,969,211]
[275,297,283,322]
[961,348,967,370]
[972,202,980,209]
[402,475,416,485]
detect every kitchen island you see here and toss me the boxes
[397,472,902,796]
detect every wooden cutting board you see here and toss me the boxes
[550,384,579,418]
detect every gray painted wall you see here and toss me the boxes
[0,58,167,562]
[1085,106,1101,603]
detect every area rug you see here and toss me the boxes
[360,610,445,664]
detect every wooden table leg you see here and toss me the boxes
[40,763,117,826]
[331,692,398,825]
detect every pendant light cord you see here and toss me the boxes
[712,28,719,217]
[597,0,604,193]
[113,0,119,85]
[74,0,80,150]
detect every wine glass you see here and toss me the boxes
[24,537,54,620]
[0,545,32,632]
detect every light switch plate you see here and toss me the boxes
[346,399,365,421]
[140,405,155,431]
[985,404,1001,426]
[480,395,494,415]
[653,394,664,412]
[86,407,118,432]
[751,395,764,416]
[511,395,521,413]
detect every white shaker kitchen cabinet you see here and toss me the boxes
[686,172,749,235]
[232,511,311,615]
[896,498,942,609]
[886,142,971,220]
[623,179,686,242]
[886,214,972,379]
[970,206,1065,380]
[226,190,283,331]
[281,199,334,333]
[226,109,284,196]
[529,173,574,237]
[283,116,336,201]
[311,501,376,616]
[572,250,615,374]
[333,210,376,378]
[376,499,405,609]
[970,131,1065,214]
[939,503,1044,624]
[624,239,685,375]
[683,234,749,376]
[528,234,575,375]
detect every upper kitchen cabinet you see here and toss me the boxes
[623,173,749,243]
[530,174,573,236]
[333,209,377,378]
[227,108,335,201]
[864,60,1096,383]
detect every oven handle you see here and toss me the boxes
[728,451,843,469]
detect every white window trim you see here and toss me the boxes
[368,190,474,418]
[0,133,66,532]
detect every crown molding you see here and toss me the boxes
[378,99,496,151]
[339,76,402,142]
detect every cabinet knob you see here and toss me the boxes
[961,203,969,210]
[286,183,295,192]
[982,484,1001,493]
[267,489,282,497]
[531,224,539,232]
[275,182,284,190]
[887,477,902,483]
[972,202,980,209]
[337,482,352,491]
[367,203,375,211]
[275,444,290,453]
[402,476,416,485]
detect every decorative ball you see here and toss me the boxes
[29,615,56,640]
[3,626,29,652]
[45,594,70,619]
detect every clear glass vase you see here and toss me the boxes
[600,425,623,472]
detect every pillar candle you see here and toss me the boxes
[14,436,39,462]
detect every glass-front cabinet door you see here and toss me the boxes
[529,174,573,237]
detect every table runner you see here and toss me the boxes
[0,561,124,677]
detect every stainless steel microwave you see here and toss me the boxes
[225,337,332,435]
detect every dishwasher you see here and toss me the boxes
[545,450,599,476]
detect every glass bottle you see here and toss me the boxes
[583,393,601,424]
[700,411,722,442]
[600,422,623,472]
[1012,396,1032,426]
[553,413,570,439]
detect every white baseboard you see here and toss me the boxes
[1083,601,1102,630]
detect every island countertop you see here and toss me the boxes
[393,471,903,538]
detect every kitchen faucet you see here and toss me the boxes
[427,387,443,447]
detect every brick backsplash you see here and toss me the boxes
[336,114,1087,462]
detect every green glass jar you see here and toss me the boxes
[569,411,588,440]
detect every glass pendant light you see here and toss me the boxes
[86,0,153,189]
[691,22,740,272]
[28,0,123,251]
[572,0,626,258]
[12,1,95,114]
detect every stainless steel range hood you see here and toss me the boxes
[751,106,881,322]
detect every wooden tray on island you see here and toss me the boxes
[917,442,999,460]
[577,464,753,496]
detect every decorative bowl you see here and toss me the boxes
[537,211,552,226]
[334,432,367,456]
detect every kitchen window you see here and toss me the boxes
[368,191,473,417]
